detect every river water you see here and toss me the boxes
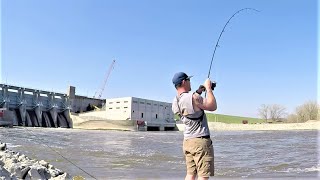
[0,127,318,179]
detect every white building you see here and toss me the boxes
[105,97,175,130]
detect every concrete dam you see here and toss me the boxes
[0,84,176,131]
[0,84,72,128]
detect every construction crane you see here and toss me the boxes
[93,59,116,99]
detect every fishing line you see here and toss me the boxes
[207,8,260,79]
[3,127,97,180]
[200,8,259,97]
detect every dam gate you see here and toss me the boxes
[0,84,72,128]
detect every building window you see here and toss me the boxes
[109,108,113,109]
[116,101,120,103]
[141,113,144,118]
[140,102,145,104]
[124,107,128,109]
[156,114,158,119]
[133,101,138,103]
[133,110,135,113]
[160,105,163,107]
[109,102,113,104]
[124,101,129,103]
[147,103,151,105]
[116,107,120,109]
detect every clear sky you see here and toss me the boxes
[1,0,317,118]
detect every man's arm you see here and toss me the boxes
[192,79,217,111]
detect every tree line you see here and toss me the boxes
[258,101,319,123]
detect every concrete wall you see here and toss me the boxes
[67,86,105,113]
[105,97,132,120]
[0,108,13,127]
[0,84,68,110]
[0,84,72,128]
[70,95,105,113]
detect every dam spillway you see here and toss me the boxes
[0,84,72,128]
[0,84,177,131]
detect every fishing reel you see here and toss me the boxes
[196,81,216,95]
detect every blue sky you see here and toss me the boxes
[1,0,317,118]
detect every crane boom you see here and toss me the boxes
[94,60,116,99]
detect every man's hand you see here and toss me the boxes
[196,85,206,95]
[204,78,212,91]
[193,78,217,111]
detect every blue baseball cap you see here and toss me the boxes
[172,72,193,86]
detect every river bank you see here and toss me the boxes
[0,142,70,179]
[177,121,320,131]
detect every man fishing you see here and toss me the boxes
[172,72,217,180]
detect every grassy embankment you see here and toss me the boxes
[175,113,264,124]
[205,113,264,124]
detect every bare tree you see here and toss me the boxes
[295,105,307,122]
[286,114,298,123]
[258,104,269,123]
[303,101,318,120]
[295,101,318,122]
[269,104,287,121]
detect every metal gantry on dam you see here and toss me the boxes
[0,84,72,128]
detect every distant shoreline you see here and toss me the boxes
[176,121,320,131]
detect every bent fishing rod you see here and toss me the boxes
[197,8,260,95]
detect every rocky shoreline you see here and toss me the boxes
[0,142,70,180]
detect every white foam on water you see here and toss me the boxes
[304,166,320,172]
[282,165,320,173]
[6,143,21,148]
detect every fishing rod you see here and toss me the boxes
[207,8,259,78]
[197,8,260,95]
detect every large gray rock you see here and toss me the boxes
[0,142,70,179]
[24,168,43,180]
[4,163,30,179]
[50,172,69,180]
[17,154,29,162]
[39,160,49,168]
[0,166,14,180]
[0,143,6,151]
[47,165,64,177]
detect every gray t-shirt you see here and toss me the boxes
[172,92,210,139]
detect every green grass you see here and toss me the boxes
[206,113,264,124]
[175,113,264,124]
